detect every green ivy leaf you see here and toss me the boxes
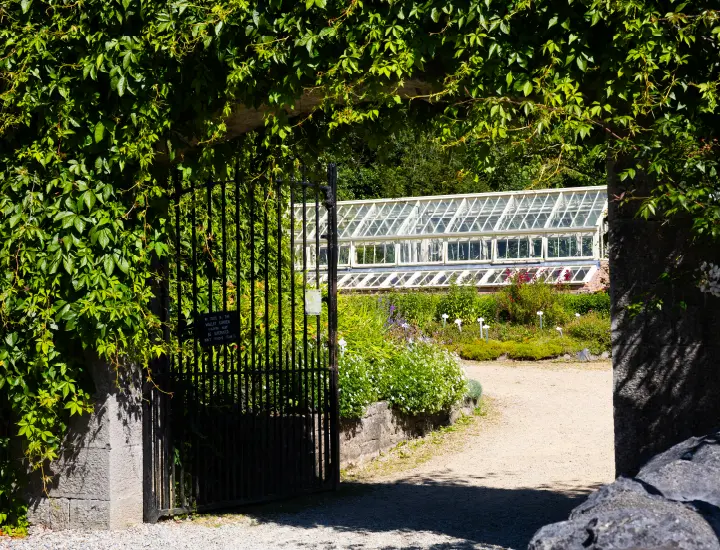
[73,216,86,233]
[98,230,110,249]
[83,190,96,212]
[103,255,115,276]
[63,256,74,275]
[115,255,129,274]
[94,121,105,143]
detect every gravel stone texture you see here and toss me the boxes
[1,361,614,550]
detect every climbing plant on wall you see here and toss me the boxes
[1,0,719,531]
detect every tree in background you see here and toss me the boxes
[293,110,606,200]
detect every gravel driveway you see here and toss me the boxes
[1,361,614,550]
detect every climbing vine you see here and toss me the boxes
[2,0,719,531]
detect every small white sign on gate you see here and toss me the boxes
[305,289,322,316]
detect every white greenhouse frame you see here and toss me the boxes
[296,186,608,290]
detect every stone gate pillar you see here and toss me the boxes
[608,159,720,476]
[26,356,143,529]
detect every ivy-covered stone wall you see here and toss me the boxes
[609,160,720,476]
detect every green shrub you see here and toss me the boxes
[378,343,467,415]
[496,272,569,326]
[338,353,380,419]
[453,340,507,361]
[505,341,565,360]
[476,293,499,320]
[435,284,499,326]
[466,379,483,401]
[492,323,536,342]
[454,338,571,361]
[337,294,394,362]
[387,291,441,330]
[560,292,611,316]
[437,283,480,323]
[567,311,612,354]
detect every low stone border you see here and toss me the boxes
[340,397,478,467]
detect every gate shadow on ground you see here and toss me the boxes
[233,474,598,549]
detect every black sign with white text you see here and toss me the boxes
[196,311,239,348]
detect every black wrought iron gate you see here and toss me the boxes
[144,165,340,521]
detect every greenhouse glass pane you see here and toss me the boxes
[416,200,457,234]
[470,241,490,260]
[532,238,543,257]
[548,236,583,257]
[573,268,589,282]
[460,242,469,260]
[448,242,458,261]
[451,197,498,232]
[497,239,507,258]
[339,204,373,238]
[426,240,443,262]
[547,191,605,229]
[485,197,509,231]
[519,239,529,257]
[582,236,594,256]
[399,241,421,264]
[354,243,396,264]
[339,245,351,266]
[363,202,413,237]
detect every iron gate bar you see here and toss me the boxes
[327,163,340,486]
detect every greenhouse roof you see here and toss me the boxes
[342,186,605,238]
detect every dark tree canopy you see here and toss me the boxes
[292,110,606,199]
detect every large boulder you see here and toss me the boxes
[529,432,720,549]
[530,508,719,550]
[637,432,720,510]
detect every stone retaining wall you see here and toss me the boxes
[340,398,477,467]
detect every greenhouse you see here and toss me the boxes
[297,186,608,290]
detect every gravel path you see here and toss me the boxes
[2,361,614,550]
